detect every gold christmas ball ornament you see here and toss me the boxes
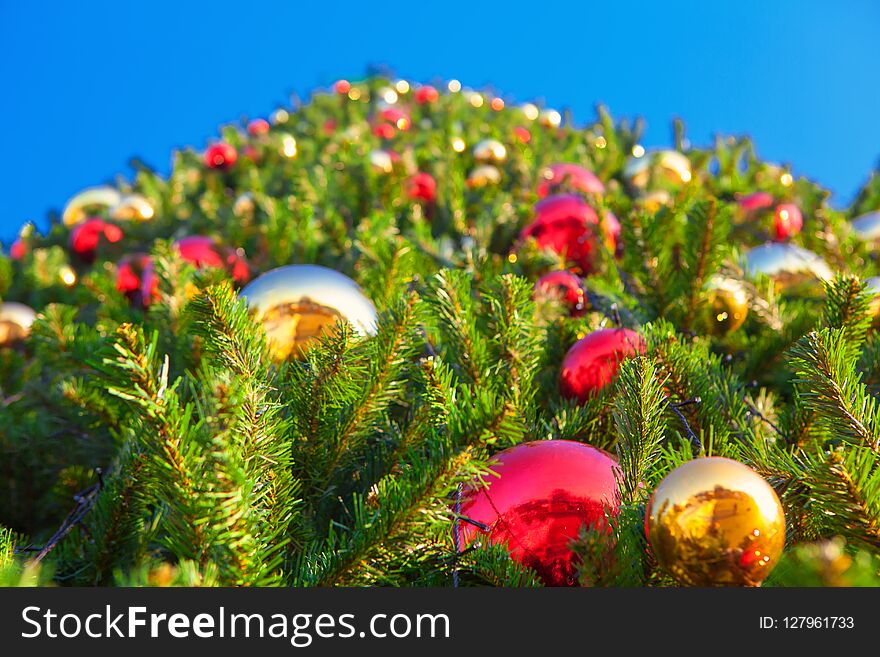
[744,242,833,292]
[699,276,749,335]
[62,186,122,226]
[646,457,785,587]
[466,164,502,188]
[0,302,37,347]
[110,194,155,221]
[538,108,562,128]
[239,265,378,360]
[623,149,692,192]
[851,210,880,243]
[472,139,507,164]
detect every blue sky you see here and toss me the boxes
[1,1,878,239]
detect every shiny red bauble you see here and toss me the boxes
[372,122,396,140]
[537,163,605,198]
[457,440,621,586]
[203,142,238,170]
[559,328,645,402]
[519,194,617,273]
[9,239,27,260]
[70,218,124,262]
[379,108,410,131]
[513,126,531,143]
[175,236,250,283]
[247,119,270,136]
[414,85,439,104]
[334,79,351,94]
[117,253,159,308]
[534,270,586,316]
[736,191,774,214]
[773,203,803,240]
[406,172,437,203]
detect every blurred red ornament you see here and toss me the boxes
[519,194,616,273]
[774,203,803,240]
[117,254,159,308]
[534,270,586,316]
[737,191,774,214]
[457,440,621,587]
[247,119,270,136]
[537,163,605,198]
[70,218,124,262]
[373,123,396,139]
[204,142,238,169]
[10,240,27,260]
[559,328,645,402]
[334,79,351,94]
[406,172,437,203]
[243,145,260,162]
[323,119,337,135]
[414,85,439,104]
[379,108,410,131]
[175,236,250,283]
[513,126,531,143]
[490,97,505,111]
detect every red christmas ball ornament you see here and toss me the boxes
[537,163,605,198]
[203,142,238,170]
[773,203,803,240]
[175,236,250,283]
[519,194,615,274]
[736,191,774,214]
[117,254,159,308]
[379,108,410,131]
[457,440,621,586]
[334,79,352,95]
[10,239,27,260]
[247,119,270,137]
[414,85,439,104]
[373,122,396,140]
[69,218,124,262]
[559,328,645,402]
[406,172,437,203]
[323,119,337,135]
[534,270,587,316]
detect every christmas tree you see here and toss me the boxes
[2,76,880,587]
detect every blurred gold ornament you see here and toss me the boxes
[520,103,539,121]
[637,190,672,213]
[646,457,785,587]
[851,211,880,242]
[623,149,692,192]
[467,165,502,188]
[0,302,37,347]
[538,109,562,128]
[447,79,462,93]
[744,242,832,292]
[239,264,378,360]
[472,139,507,164]
[233,192,256,218]
[394,79,410,94]
[110,194,155,221]
[378,86,399,105]
[451,137,466,153]
[700,276,748,335]
[368,149,394,174]
[270,109,289,125]
[62,186,122,226]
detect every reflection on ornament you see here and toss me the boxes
[700,276,748,335]
[466,164,502,188]
[0,302,37,347]
[457,440,621,586]
[62,186,122,227]
[537,163,605,198]
[534,270,587,316]
[744,242,832,291]
[110,194,155,221]
[646,457,785,587]
[239,264,378,360]
[472,139,507,164]
[623,149,692,191]
[851,211,880,242]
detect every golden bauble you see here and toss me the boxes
[0,302,37,347]
[538,108,562,128]
[472,139,507,164]
[851,210,880,243]
[110,194,155,221]
[646,457,785,587]
[239,265,378,360]
[466,164,502,188]
[623,149,692,192]
[744,242,832,293]
[699,276,748,335]
[62,186,122,226]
